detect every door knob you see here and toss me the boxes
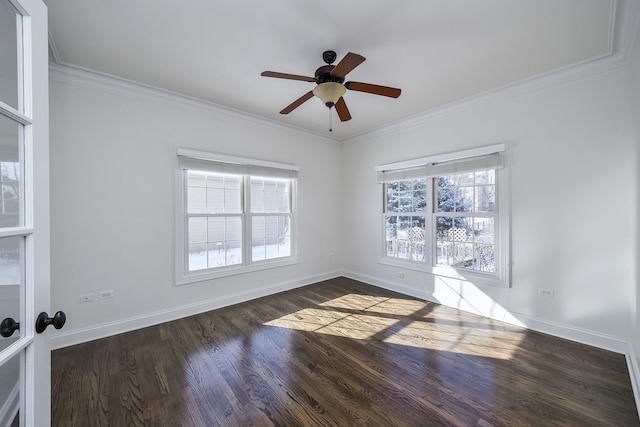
[35,311,66,333]
[1,317,19,338]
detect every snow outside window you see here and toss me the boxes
[176,150,298,285]
[378,146,509,287]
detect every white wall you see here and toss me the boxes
[48,59,638,358]
[341,68,635,351]
[48,73,342,346]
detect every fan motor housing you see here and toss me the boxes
[315,65,344,84]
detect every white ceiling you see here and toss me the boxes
[44,0,620,141]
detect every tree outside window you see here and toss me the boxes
[383,169,498,274]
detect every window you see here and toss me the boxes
[384,179,427,261]
[186,171,243,270]
[378,145,508,286]
[176,150,297,284]
[250,177,292,261]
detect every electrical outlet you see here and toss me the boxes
[78,293,96,303]
[538,288,554,297]
[397,272,405,279]
[99,290,114,299]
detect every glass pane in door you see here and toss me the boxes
[0,1,19,110]
[0,351,21,426]
[0,113,21,228]
[0,236,23,349]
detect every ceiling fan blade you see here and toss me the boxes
[334,97,352,122]
[261,71,316,82]
[330,52,366,79]
[345,81,401,98]
[280,91,314,114]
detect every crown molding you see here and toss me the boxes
[48,62,338,145]
[615,0,640,63]
[47,0,639,145]
[47,29,62,64]
[344,52,629,144]
[344,0,640,144]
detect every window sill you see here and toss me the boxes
[378,257,509,288]
[176,257,298,286]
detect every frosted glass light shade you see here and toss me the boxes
[313,82,346,107]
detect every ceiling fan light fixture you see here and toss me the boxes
[261,51,401,121]
[313,82,346,108]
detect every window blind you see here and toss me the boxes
[377,152,504,183]
[178,155,298,179]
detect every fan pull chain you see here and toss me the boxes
[329,107,333,132]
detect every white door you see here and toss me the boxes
[0,0,52,426]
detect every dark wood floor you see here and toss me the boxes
[52,277,639,426]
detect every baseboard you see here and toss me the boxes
[50,270,342,350]
[0,382,18,427]
[49,269,640,415]
[342,269,628,355]
[627,344,640,420]
[342,270,436,302]
[346,270,640,417]
[508,312,629,354]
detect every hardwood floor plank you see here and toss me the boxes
[238,301,400,425]
[52,278,639,426]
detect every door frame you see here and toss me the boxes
[0,0,50,425]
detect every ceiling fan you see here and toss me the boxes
[261,50,401,125]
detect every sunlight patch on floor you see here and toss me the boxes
[264,307,398,339]
[264,307,349,332]
[318,294,391,311]
[264,293,525,359]
[363,298,429,317]
[383,321,524,359]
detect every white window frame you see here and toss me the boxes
[175,148,298,285]
[376,144,510,287]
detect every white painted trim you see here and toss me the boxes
[375,143,505,172]
[343,270,435,302]
[0,382,19,427]
[344,269,519,323]
[376,151,510,288]
[47,30,61,64]
[0,100,31,126]
[48,269,640,414]
[509,313,628,354]
[0,227,33,238]
[617,0,640,63]
[177,148,300,172]
[626,343,640,420]
[346,0,640,144]
[176,258,299,286]
[46,0,640,145]
[49,270,342,350]
[345,52,630,144]
[174,149,299,286]
[49,52,628,147]
[607,0,618,56]
[56,264,621,359]
[48,63,337,145]
[344,272,636,414]
[48,267,635,356]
